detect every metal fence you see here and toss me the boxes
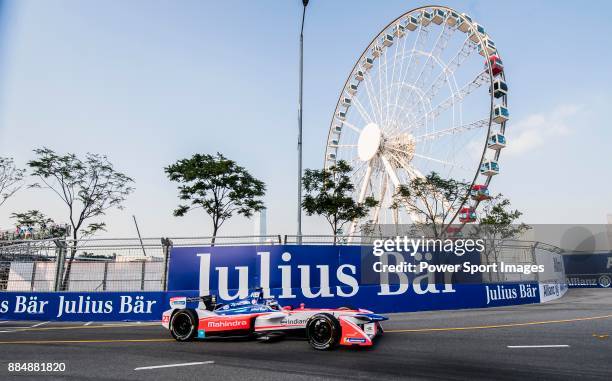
[0,235,564,291]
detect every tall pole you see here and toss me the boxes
[132,215,147,257]
[297,0,308,244]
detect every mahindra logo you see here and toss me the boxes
[282,318,307,325]
[207,320,248,328]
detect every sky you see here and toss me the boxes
[0,0,611,239]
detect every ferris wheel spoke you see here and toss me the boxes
[380,155,401,188]
[414,35,477,113]
[391,27,423,125]
[334,144,358,148]
[414,118,489,142]
[362,71,383,124]
[391,20,452,125]
[372,174,388,224]
[349,94,375,125]
[349,163,372,237]
[387,151,423,180]
[357,162,374,203]
[412,70,489,129]
[407,23,454,105]
[340,119,362,134]
[412,153,471,171]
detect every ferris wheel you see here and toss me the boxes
[324,5,509,235]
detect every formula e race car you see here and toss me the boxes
[161,289,387,350]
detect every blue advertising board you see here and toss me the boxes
[0,291,198,321]
[0,245,546,320]
[167,245,538,313]
[564,253,612,288]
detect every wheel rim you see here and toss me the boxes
[309,318,333,345]
[173,313,193,338]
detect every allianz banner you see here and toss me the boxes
[167,245,539,313]
[564,253,612,288]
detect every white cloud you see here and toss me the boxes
[504,104,581,156]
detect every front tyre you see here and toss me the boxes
[170,309,198,342]
[306,313,341,350]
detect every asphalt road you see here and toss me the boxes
[0,288,610,381]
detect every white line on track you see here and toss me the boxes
[84,322,93,326]
[0,321,8,324]
[507,345,570,349]
[29,322,49,328]
[134,361,214,371]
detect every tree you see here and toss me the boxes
[28,147,134,289]
[10,210,68,239]
[302,160,377,243]
[165,153,266,244]
[0,157,25,209]
[477,194,530,280]
[392,172,469,238]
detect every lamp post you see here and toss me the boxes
[297,0,308,244]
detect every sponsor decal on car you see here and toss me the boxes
[345,337,367,343]
[280,318,307,326]
[200,317,251,331]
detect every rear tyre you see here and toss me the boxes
[170,309,198,342]
[306,313,341,350]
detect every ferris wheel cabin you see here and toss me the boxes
[459,207,477,223]
[432,9,446,25]
[493,105,509,124]
[336,110,347,120]
[446,11,460,26]
[479,38,496,57]
[346,83,358,95]
[362,57,374,70]
[355,70,364,81]
[470,185,491,201]
[492,79,508,98]
[341,97,352,107]
[372,44,383,57]
[393,22,406,37]
[421,11,433,26]
[488,134,506,150]
[382,34,394,47]
[480,160,499,176]
[489,55,504,76]
[405,15,419,31]
[458,13,473,33]
[469,23,486,43]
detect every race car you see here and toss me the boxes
[161,289,387,350]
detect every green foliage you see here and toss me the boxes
[0,157,25,208]
[28,147,134,240]
[392,172,469,237]
[165,152,266,240]
[10,210,68,239]
[479,194,530,239]
[302,160,377,238]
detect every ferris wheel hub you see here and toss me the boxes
[357,123,382,161]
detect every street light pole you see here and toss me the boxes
[297,0,308,244]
